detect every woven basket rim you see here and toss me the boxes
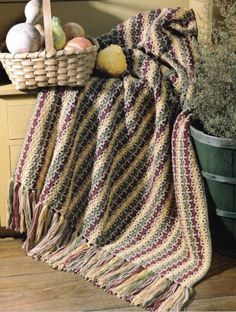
[0,37,99,60]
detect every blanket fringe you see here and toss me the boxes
[26,212,72,258]
[29,228,192,311]
[7,181,36,233]
[52,241,192,311]
[8,181,193,311]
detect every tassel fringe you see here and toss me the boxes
[7,181,36,233]
[50,239,193,311]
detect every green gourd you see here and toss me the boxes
[51,16,66,51]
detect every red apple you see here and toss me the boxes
[64,37,93,51]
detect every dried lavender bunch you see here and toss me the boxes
[184,0,236,139]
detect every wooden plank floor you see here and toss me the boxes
[0,238,236,312]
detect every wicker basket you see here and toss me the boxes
[0,0,99,90]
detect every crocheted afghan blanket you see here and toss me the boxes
[8,8,212,311]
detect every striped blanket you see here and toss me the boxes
[8,8,212,311]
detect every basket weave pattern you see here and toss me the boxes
[0,43,99,90]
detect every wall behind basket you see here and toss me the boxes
[0,0,189,43]
[0,0,189,82]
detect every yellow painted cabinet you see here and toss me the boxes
[0,85,36,226]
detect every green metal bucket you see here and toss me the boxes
[190,125,236,258]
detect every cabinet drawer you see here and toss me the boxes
[7,96,35,140]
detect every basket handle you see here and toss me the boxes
[42,0,55,55]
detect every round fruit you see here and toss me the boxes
[64,37,93,51]
[63,22,85,41]
[96,44,127,77]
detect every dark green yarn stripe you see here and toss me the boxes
[82,110,157,229]
[39,79,106,205]
[109,167,172,253]
[82,100,169,239]
[95,143,172,246]
[23,90,65,189]
[84,87,155,196]
[139,228,184,268]
[43,80,124,210]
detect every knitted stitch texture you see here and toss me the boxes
[8,8,212,311]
